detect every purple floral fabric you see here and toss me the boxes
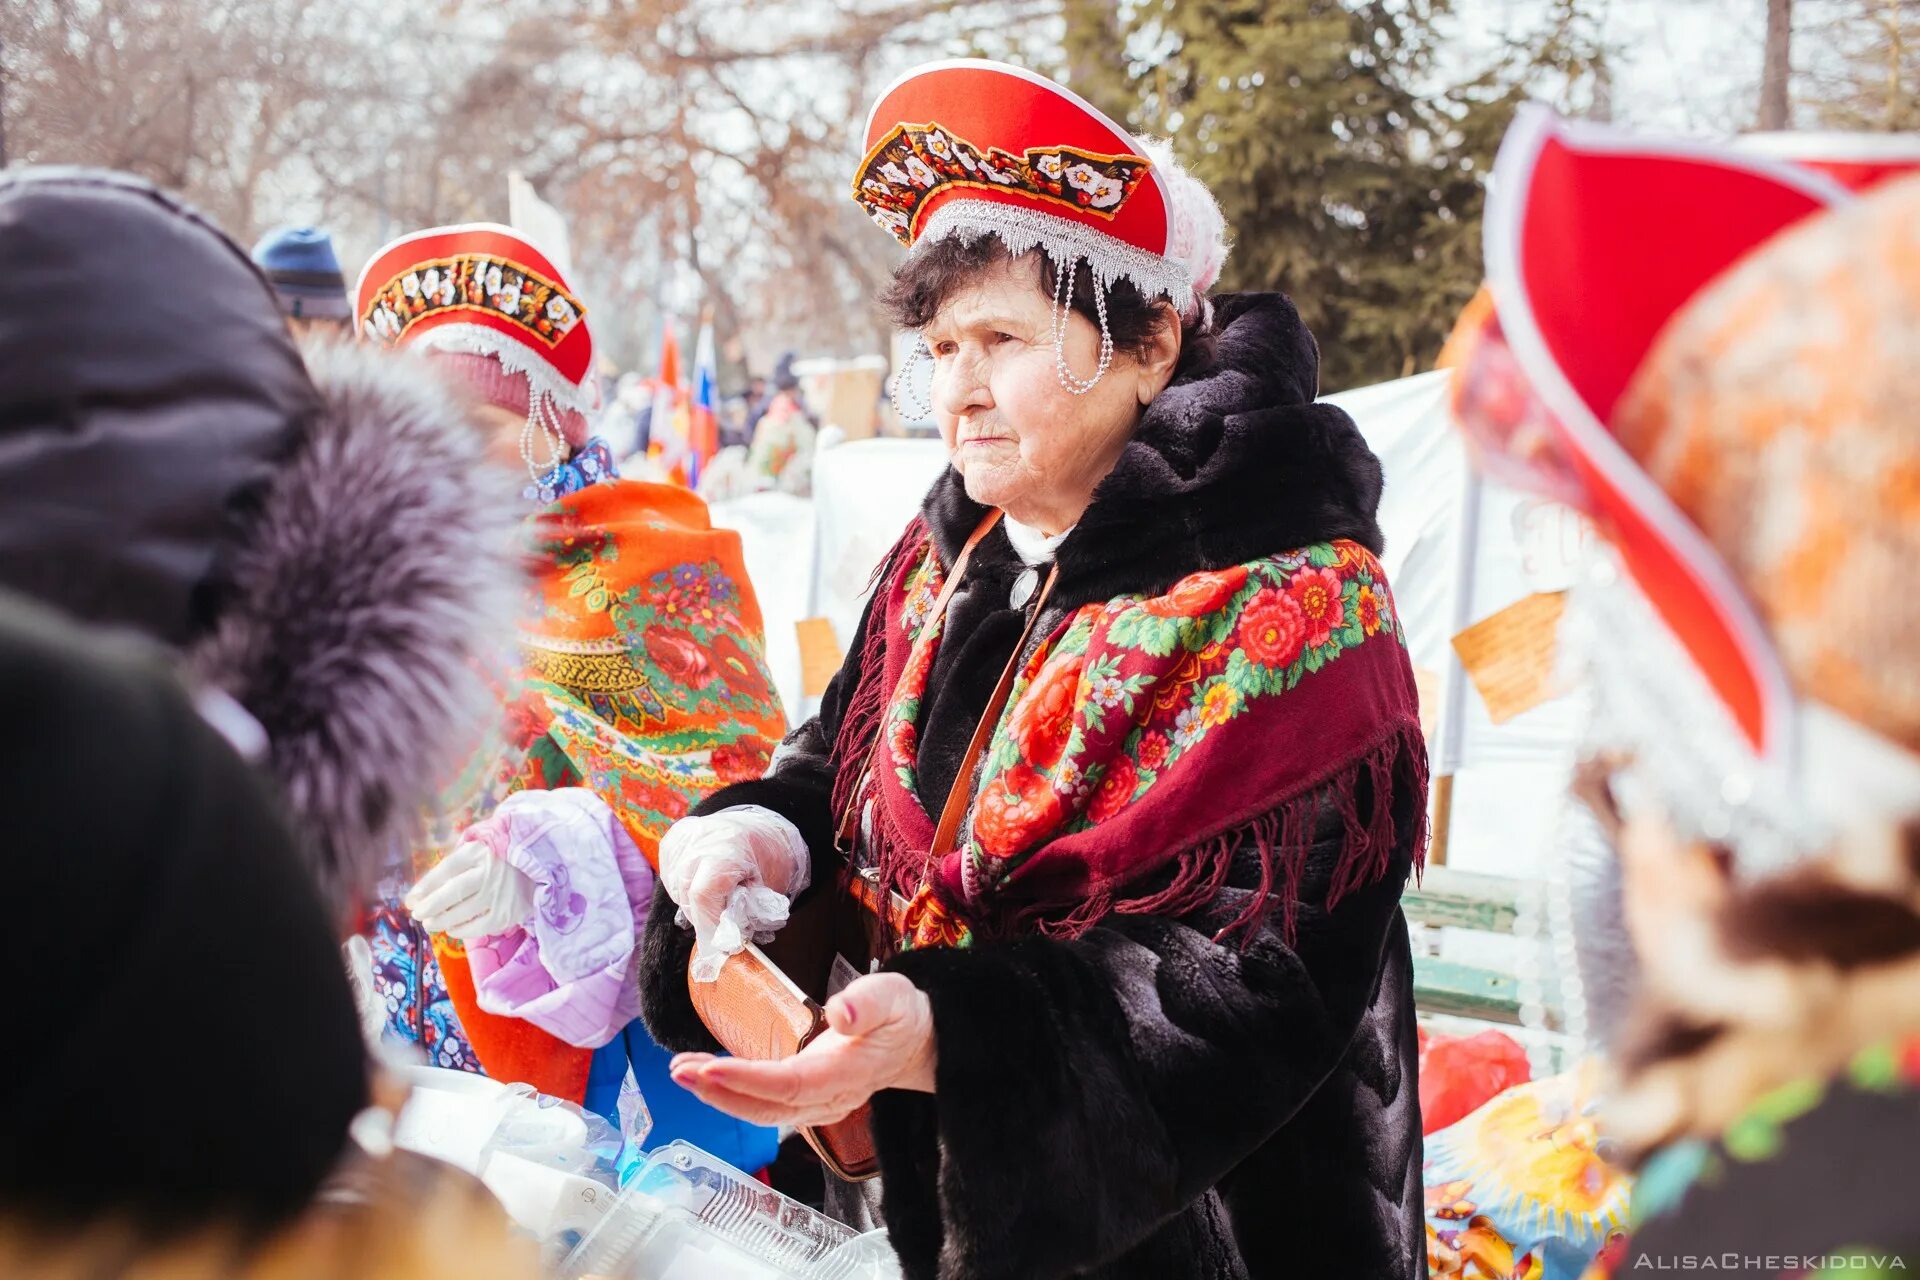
[463,787,655,1048]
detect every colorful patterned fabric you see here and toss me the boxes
[526,435,619,506]
[843,524,1427,947]
[1611,174,1920,754]
[1424,1066,1631,1280]
[1583,1035,1920,1278]
[366,887,478,1074]
[425,478,787,1101]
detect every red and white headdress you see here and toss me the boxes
[355,223,594,480]
[1732,128,1920,193]
[1449,108,1920,873]
[854,59,1227,403]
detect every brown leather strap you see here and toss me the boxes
[929,559,1060,857]
[839,506,1063,866]
[930,508,1006,628]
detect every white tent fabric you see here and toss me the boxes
[1332,373,1588,772]
[706,491,816,720]
[707,371,1586,876]
[1337,373,1584,877]
[808,438,951,655]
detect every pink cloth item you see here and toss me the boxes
[430,350,590,449]
[463,788,654,1048]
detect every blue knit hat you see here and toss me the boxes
[251,226,350,320]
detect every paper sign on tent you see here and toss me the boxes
[1450,591,1568,725]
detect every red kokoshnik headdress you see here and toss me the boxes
[354,223,596,483]
[853,60,1229,409]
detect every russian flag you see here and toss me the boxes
[689,319,720,487]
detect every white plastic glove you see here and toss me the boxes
[405,840,538,942]
[657,805,811,983]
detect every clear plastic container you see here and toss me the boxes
[561,1141,902,1279]
[390,1066,645,1267]
[804,1230,904,1280]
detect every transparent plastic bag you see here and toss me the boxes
[658,807,811,982]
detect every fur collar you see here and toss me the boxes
[1609,819,1920,1159]
[190,340,526,928]
[922,293,1385,607]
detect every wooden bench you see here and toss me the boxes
[1403,866,1548,1031]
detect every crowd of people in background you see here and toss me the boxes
[590,350,823,501]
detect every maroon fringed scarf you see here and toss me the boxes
[832,519,1427,948]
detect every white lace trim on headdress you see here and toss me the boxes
[409,321,589,482]
[407,321,593,417]
[1565,548,1920,878]
[919,199,1199,319]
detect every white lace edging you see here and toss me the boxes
[409,322,593,416]
[919,199,1200,320]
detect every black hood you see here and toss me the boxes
[0,168,527,926]
[0,167,314,647]
[923,293,1385,607]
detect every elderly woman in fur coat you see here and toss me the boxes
[0,167,524,931]
[639,61,1429,1279]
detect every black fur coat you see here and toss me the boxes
[640,294,1427,1279]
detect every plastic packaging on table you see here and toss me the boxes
[391,1065,649,1267]
[562,1141,900,1280]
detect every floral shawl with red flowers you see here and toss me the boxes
[429,478,787,1099]
[844,524,1427,949]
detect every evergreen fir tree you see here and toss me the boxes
[1061,0,1603,391]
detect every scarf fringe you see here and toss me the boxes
[1011,721,1429,949]
[825,518,1430,955]
[828,519,928,830]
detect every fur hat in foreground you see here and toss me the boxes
[192,336,525,926]
[0,167,531,928]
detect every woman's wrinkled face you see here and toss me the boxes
[924,256,1171,534]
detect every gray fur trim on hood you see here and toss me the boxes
[190,338,526,928]
[0,167,525,930]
